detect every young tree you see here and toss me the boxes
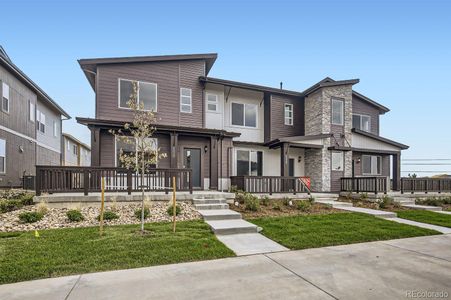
[110,81,166,233]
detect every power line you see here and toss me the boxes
[402,163,451,165]
[402,171,451,173]
[402,159,451,161]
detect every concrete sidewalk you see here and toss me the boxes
[1,235,450,300]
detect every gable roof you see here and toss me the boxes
[352,128,409,149]
[0,46,70,118]
[301,77,360,96]
[62,133,91,151]
[78,53,218,91]
[352,90,390,113]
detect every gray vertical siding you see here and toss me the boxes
[96,60,205,128]
[352,95,380,135]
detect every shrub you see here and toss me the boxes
[235,191,248,204]
[19,194,34,206]
[379,196,395,209]
[360,193,368,200]
[97,211,119,221]
[260,195,270,206]
[272,203,282,211]
[297,200,311,212]
[66,210,84,222]
[0,199,23,213]
[18,211,44,223]
[282,197,292,206]
[308,196,315,204]
[134,207,150,219]
[36,201,48,215]
[244,196,260,212]
[167,205,181,216]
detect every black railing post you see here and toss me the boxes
[424,178,428,194]
[35,166,42,196]
[374,177,378,195]
[401,178,404,194]
[269,177,273,195]
[189,170,193,194]
[438,179,441,194]
[127,169,132,195]
[83,169,89,196]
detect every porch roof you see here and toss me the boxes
[265,134,330,149]
[352,128,409,150]
[76,117,241,138]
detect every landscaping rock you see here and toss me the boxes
[0,202,200,232]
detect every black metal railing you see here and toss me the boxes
[401,177,451,194]
[230,176,311,195]
[340,176,388,194]
[35,166,192,196]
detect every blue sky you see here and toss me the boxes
[1,0,450,175]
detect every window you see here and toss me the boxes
[67,140,70,151]
[0,139,5,173]
[352,114,371,132]
[331,99,344,125]
[206,94,218,112]
[116,137,158,168]
[331,151,344,171]
[2,82,9,113]
[73,144,78,155]
[119,79,157,111]
[362,155,382,175]
[236,150,262,176]
[231,102,257,127]
[180,88,192,113]
[284,104,293,125]
[53,121,58,137]
[36,110,45,133]
[29,101,35,122]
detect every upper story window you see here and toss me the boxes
[0,138,5,173]
[2,82,10,113]
[331,151,344,171]
[119,79,157,111]
[73,144,78,155]
[36,110,45,133]
[352,114,370,132]
[53,121,58,137]
[67,140,70,151]
[284,103,293,125]
[331,99,344,125]
[231,102,257,128]
[362,155,382,175]
[29,101,35,122]
[180,88,192,113]
[206,94,218,112]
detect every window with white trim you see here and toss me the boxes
[362,155,382,175]
[352,114,370,132]
[331,151,344,171]
[36,110,45,133]
[119,79,157,111]
[2,82,10,113]
[331,99,344,125]
[53,121,58,137]
[236,149,262,176]
[284,103,293,125]
[67,140,70,151]
[0,138,5,173]
[116,137,158,168]
[231,102,257,127]
[29,101,35,122]
[180,88,192,113]
[206,93,218,112]
[73,144,78,155]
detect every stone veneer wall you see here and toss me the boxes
[304,84,354,192]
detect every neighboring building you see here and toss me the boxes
[77,53,407,192]
[62,133,91,166]
[0,46,70,187]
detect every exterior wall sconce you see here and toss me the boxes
[204,145,208,153]
[298,156,302,163]
[19,146,24,153]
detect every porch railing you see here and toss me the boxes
[401,177,451,194]
[340,176,388,194]
[230,176,310,195]
[35,166,192,196]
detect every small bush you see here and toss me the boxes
[36,201,48,215]
[379,196,395,209]
[297,200,311,212]
[18,211,44,223]
[134,207,150,219]
[282,197,291,206]
[244,196,260,212]
[0,199,23,213]
[308,196,315,204]
[19,194,34,206]
[272,203,282,211]
[66,210,84,222]
[97,211,119,221]
[167,205,181,216]
[260,195,270,206]
[360,193,368,200]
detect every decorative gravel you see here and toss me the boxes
[0,202,200,232]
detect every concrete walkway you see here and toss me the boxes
[390,217,451,234]
[1,234,450,300]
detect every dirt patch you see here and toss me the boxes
[230,200,339,218]
[337,196,409,212]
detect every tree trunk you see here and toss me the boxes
[141,149,145,232]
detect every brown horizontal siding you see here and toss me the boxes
[352,152,390,177]
[96,60,205,128]
[269,94,304,140]
[352,95,380,135]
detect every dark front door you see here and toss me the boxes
[184,148,201,188]
[288,158,295,177]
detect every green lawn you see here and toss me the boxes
[396,210,451,228]
[249,212,440,250]
[0,220,234,284]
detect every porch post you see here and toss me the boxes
[280,143,289,177]
[169,132,178,168]
[210,136,219,190]
[392,152,401,191]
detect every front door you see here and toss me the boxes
[288,158,295,177]
[184,148,201,188]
